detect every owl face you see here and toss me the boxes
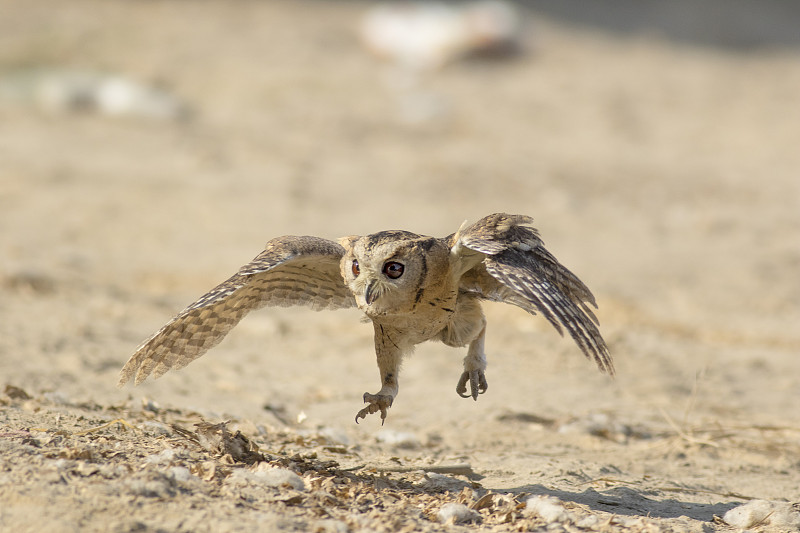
[339,231,446,318]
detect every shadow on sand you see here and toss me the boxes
[512,483,739,522]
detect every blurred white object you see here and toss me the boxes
[723,500,800,529]
[375,428,421,448]
[0,69,188,120]
[360,1,521,70]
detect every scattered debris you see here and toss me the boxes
[0,393,795,532]
[172,420,266,464]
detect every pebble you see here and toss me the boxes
[417,472,470,492]
[144,448,177,465]
[525,495,573,523]
[437,502,480,524]
[227,464,306,491]
[166,466,194,483]
[723,500,800,529]
[140,421,172,436]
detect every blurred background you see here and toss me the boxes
[1,0,799,432]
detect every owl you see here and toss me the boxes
[118,213,613,424]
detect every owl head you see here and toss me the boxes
[339,231,450,317]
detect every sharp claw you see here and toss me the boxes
[456,370,488,400]
[456,372,470,398]
[355,393,393,424]
[470,372,479,401]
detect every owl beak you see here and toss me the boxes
[364,281,379,305]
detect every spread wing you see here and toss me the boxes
[452,213,614,375]
[118,236,355,386]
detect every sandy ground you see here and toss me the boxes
[1,1,800,532]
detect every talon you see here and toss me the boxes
[456,372,470,398]
[355,393,393,424]
[456,370,488,400]
[470,372,479,400]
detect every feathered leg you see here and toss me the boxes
[356,323,403,424]
[455,323,488,400]
[436,295,489,400]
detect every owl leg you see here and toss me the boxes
[355,324,402,425]
[456,323,488,401]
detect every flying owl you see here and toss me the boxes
[118,213,613,424]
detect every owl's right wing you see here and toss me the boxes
[118,236,355,387]
[452,214,614,375]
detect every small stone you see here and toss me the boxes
[144,448,176,465]
[525,496,572,523]
[166,466,194,483]
[227,464,306,491]
[723,500,800,529]
[437,502,480,524]
[417,472,470,492]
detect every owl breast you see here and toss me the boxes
[368,282,460,344]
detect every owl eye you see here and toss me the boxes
[382,261,404,279]
[351,260,360,277]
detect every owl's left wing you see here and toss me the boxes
[118,236,355,387]
[452,213,614,375]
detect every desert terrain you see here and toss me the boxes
[1,1,799,531]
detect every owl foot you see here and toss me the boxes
[456,370,488,400]
[355,393,394,425]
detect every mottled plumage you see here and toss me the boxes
[119,214,613,423]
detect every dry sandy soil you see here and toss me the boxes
[1,1,799,532]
